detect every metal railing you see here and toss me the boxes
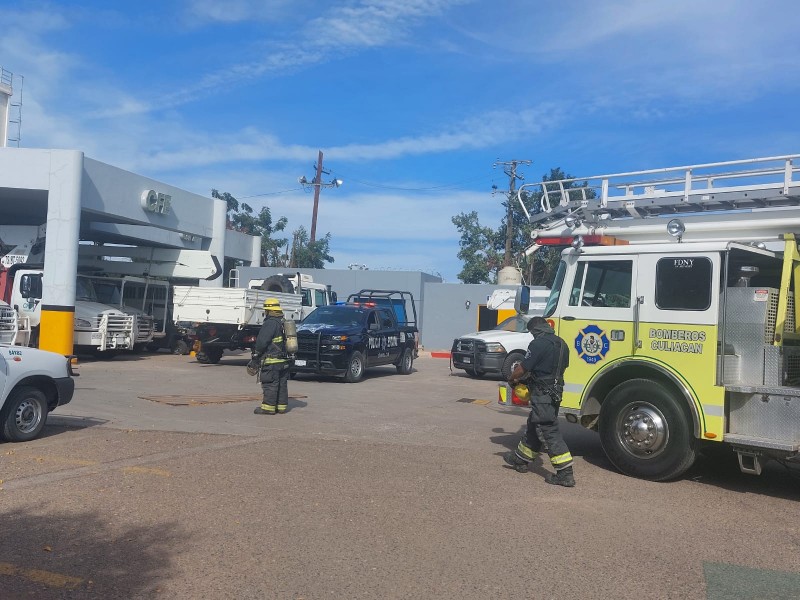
[0,67,12,89]
[517,154,800,226]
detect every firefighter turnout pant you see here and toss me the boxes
[259,364,290,414]
[513,393,573,472]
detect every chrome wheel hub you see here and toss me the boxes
[616,402,668,459]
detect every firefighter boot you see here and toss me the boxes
[545,466,575,487]
[502,451,529,473]
[254,404,276,415]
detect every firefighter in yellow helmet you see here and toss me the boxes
[253,297,290,415]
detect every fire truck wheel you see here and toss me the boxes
[172,340,190,355]
[343,351,365,383]
[501,352,525,381]
[599,378,697,481]
[1,386,48,442]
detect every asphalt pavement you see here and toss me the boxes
[1,351,799,599]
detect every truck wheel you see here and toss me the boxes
[196,347,224,364]
[343,351,365,383]
[599,379,697,481]
[396,348,413,374]
[501,352,525,381]
[1,386,48,442]
[172,340,190,355]
[260,275,294,294]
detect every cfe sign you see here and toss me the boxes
[141,190,172,215]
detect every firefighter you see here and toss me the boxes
[253,298,290,415]
[503,316,575,487]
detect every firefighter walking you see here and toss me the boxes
[504,316,575,487]
[253,298,290,415]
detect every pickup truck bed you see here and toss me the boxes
[172,286,304,364]
[172,286,303,325]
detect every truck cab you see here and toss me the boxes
[451,288,549,379]
[293,290,418,383]
[451,314,533,380]
[89,275,171,350]
[4,267,135,355]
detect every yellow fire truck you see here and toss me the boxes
[515,154,800,480]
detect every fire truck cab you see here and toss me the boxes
[517,154,800,481]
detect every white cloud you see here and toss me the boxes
[184,0,312,25]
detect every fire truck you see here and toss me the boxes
[515,154,800,480]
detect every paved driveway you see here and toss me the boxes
[1,352,799,599]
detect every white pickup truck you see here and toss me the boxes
[450,287,549,379]
[0,344,76,442]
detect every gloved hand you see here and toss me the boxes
[246,358,259,376]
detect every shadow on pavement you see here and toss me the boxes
[0,508,188,598]
[41,415,109,438]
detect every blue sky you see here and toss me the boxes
[3,0,800,281]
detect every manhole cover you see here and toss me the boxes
[140,394,307,406]
[456,397,491,405]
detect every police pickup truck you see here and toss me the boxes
[292,290,418,383]
[1,344,76,442]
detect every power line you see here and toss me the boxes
[239,187,303,199]
[328,173,493,192]
[237,174,495,199]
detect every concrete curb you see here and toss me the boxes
[419,351,451,359]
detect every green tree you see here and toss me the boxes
[453,168,592,286]
[288,226,334,269]
[451,211,503,283]
[212,189,289,269]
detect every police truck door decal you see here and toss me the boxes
[575,324,610,364]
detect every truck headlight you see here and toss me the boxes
[75,318,93,329]
[484,342,506,353]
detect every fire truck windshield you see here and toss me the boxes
[544,260,567,318]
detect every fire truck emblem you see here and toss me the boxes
[574,324,610,364]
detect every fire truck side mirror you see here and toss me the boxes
[514,286,531,315]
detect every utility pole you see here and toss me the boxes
[493,159,532,267]
[310,150,324,243]
[299,151,343,244]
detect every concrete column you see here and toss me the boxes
[39,150,83,355]
[200,197,226,287]
[251,234,262,267]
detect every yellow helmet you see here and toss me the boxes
[263,298,282,312]
[513,384,531,403]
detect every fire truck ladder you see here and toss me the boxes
[516,155,800,233]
